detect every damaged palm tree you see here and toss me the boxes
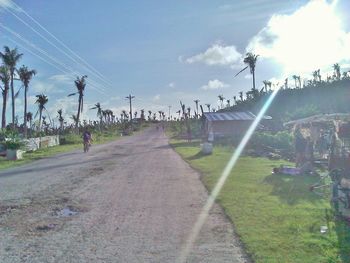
[68,75,87,130]
[18,65,36,138]
[180,101,191,142]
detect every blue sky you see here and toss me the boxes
[0,0,349,123]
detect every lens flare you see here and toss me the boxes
[178,87,281,263]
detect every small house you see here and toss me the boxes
[203,111,271,140]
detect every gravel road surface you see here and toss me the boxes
[0,128,250,263]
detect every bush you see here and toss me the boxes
[3,131,26,150]
[249,131,293,150]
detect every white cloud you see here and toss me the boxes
[185,44,242,66]
[153,94,160,101]
[168,82,175,88]
[244,74,252,79]
[200,79,229,90]
[247,0,350,75]
[32,81,56,93]
[49,74,73,83]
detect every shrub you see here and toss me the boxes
[249,131,294,152]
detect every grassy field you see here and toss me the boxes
[0,130,121,170]
[170,140,350,263]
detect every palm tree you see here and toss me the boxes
[0,46,23,128]
[35,94,48,131]
[205,103,211,112]
[187,107,191,118]
[140,109,145,121]
[0,65,10,128]
[226,99,230,107]
[333,63,341,80]
[194,99,200,118]
[148,110,152,121]
[57,109,64,131]
[263,80,269,92]
[90,102,103,124]
[292,75,298,89]
[218,95,224,109]
[239,91,244,101]
[284,78,288,89]
[235,52,259,91]
[18,65,36,137]
[68,75,87,128]
[122,110,128,121]
[71,114,78,125]
[233,96,237,105]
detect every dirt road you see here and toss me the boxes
[0,128,249,263]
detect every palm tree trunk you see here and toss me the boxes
[252,71,256,91]
[24,86,28,137]
[76,96,81,129]
[10,73,15,129]
[38,109,42,131]
[1,89,7,129]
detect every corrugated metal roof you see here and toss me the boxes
[203,111,271,122]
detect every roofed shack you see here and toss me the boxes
[203,111,271,140]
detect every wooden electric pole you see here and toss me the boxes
[125,94,135,122]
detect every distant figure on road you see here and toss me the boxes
[82,129,92,152]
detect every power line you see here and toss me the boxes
[10,0,113,87]
[3,3,114,89]
[0,24,108,95]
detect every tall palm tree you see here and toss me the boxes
[333,63,341,80]
[68,75,87,128]
[235,52,259,91]
[239,91,244,101]
[292,75,298,89]
[0,65,10,129]
[0,46,23,128]
[284,78,288,89]
[233,96,237,105]
[90,102,103,124]
[57,109,64,131]
[148,110,152,121]
[218,95,224,109]
[18,65,36,137]
[35,94,48,131]
[194,99,200,118]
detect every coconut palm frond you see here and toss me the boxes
[234,66,248,77]
[68,92,77,97]
[14,87,22,99]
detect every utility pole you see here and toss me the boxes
[168,105,171,120]
[125,94,135,122]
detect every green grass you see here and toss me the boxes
[170,140,350,263]
[0,130,121,171]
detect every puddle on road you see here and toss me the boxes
[57,207,78,217]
